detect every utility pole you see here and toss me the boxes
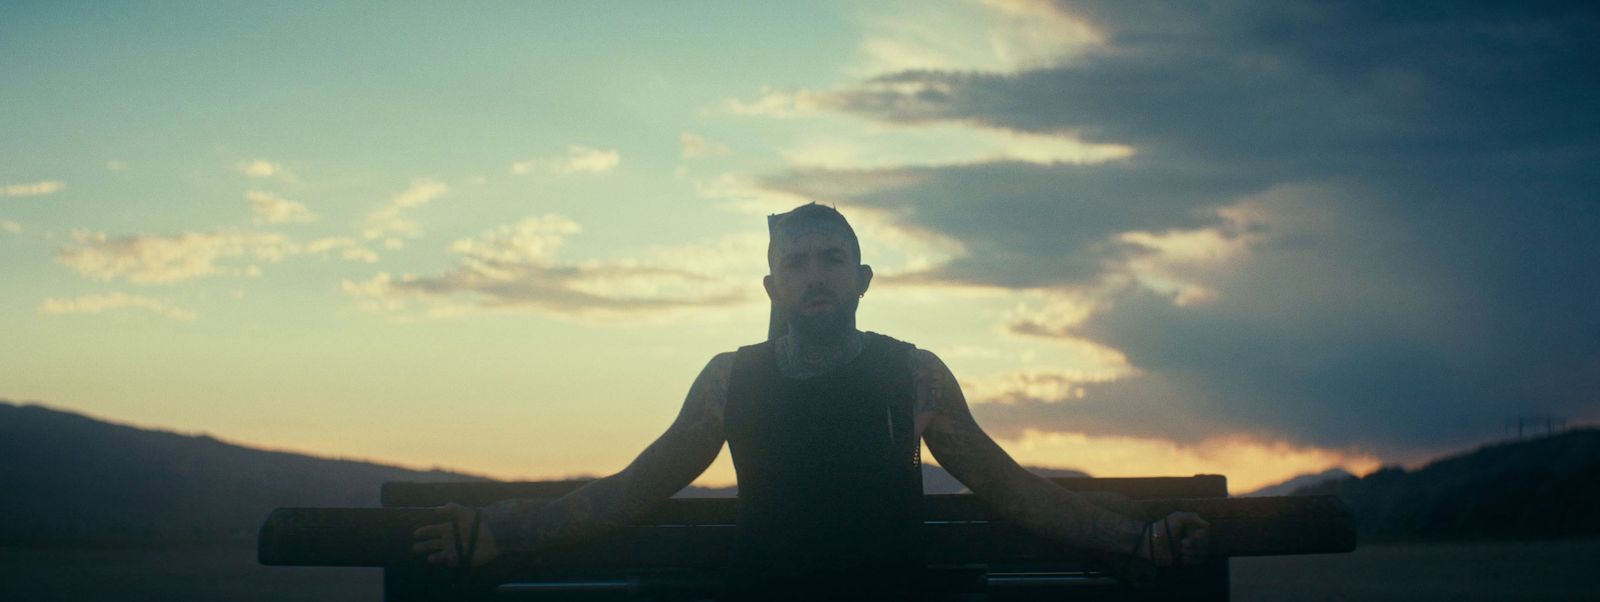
[1505,415,1567,440]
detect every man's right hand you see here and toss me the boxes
[412,502,500,568]
[1143,511,1210,567]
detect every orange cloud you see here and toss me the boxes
[988,429,1381,494]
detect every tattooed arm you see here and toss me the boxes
[915,349,1155,558]
[417,353,732,563]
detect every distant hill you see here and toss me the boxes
[0,401,1095,543]
[0,401,486,544]
[1294,429,1600,543]
[1242,468,1354,497]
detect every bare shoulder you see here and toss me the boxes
[692,351,737,422]
[907,347,954,382]
[906,348,969,427]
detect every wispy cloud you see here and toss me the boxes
[236,159,294,181]
[680,132,730,159]
[2,180,65,197]
[726,86,829,119]
[362,179,449,241]
[105,160,129,171]
[39,292,197,321]
[773,123,1133,170]
[510,146,621,175]
[247,191,318,225]
[344,214,754,321]
[0,220,20,234]
[851,0,1098,75]
[391,179,450,208]
[305,236,379,263]
[57,230,297,284]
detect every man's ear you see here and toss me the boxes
[763,274,776,301]
[857,264,874,296]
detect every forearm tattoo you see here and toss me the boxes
[482,354,732,553]
[914,350,1146,556]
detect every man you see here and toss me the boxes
[413,203,1208,598]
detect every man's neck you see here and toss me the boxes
[775,327,865,379]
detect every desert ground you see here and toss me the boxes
[3,539,1598,601]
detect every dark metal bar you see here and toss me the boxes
[495,580,633,593]
[985,572,1118,588]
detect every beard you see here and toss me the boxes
[788,289,859,340]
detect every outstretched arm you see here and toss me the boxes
[414,353,732,565]
[916,350,1206,563]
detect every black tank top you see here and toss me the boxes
[724,332,925,599]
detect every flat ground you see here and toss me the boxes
[0,543,379,602]
[3,539,1599,601]
[1230,538,1600,601]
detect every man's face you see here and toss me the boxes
[765,223,868,338]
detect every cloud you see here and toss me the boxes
[824,2,1600,170]
[752,1,1600,460]
[0,220,20,234]
[105,160,128,171]
[304,236,379,263]
[247,191,318,225]
[558,146,620,174]
[774,124,1134,171]
[2,180,65,197]
[57,230,297,284]
[511,146,621,175]
[390,179,450,208]
[680,132,730,158]
[851,0,1099,75]
[236,159,293,180]
[692,172,966,280]
[39,292,197,321]
[344,215,755,320]
[726,86,830,119]
[363,179,450,241]
[761,161,1251,288]
[990,429,1380,494]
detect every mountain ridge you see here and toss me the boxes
[1293,429,1600,542]
[10,399,1592,546]
[1242,467,1355,497]
[0,400,487,544]
[0,401,1077,543]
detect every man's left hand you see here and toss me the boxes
[411,502,500,568]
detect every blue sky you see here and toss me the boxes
[3,1,1596,492]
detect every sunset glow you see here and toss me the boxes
[4,1,1596,495]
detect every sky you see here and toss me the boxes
[2,1,1596,494]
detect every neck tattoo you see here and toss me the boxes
[775,329,865,379]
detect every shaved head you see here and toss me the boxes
[767,203,861,271]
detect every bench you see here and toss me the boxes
[258,475,1355,600]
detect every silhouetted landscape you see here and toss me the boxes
[0,401,486,544]
[1241,467,1354,497]
[3,400,1598,600]
[1293,429,1600,543]
[0,400,1074,544]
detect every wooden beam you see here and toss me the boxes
[258,494,1352,568]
